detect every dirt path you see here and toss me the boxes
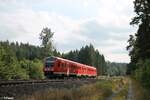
[127,79,133,100]
[107,78,133,100]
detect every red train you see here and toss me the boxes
[43,56,97,78]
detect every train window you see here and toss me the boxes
[74,66,77,70]
[61,63,66,67]
[61,63,64,67]
[58,63,60,67]
[71,65,74,69]
[64,63,65,67]
[45,62,54,67]
[64,63,66,67]
[73,66,76,70]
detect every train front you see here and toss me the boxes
[43,56,56,78]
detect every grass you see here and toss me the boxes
[19,77,128,100]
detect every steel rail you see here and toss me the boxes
[0,79,64,86]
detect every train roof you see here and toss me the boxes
[46,56,96,70]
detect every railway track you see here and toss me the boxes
[0,79,66,87]
[0,79,65,86]
[0,79,96,87]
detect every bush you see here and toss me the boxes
[134,59,150,88]
[12,63,29,80]
[29,59,45,79]
[0,58,29,80]
[0,42,45,80]
[19,59,45,79]
[0,56,44,80]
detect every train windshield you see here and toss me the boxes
[45,62,54,67]
[45,57,56,67]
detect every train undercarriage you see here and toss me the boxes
[44,71,96,79]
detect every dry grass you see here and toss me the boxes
[19,77,128,100]
[112,82,129,100]
[105,77,129,100]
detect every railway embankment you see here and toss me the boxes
[20,77,128,100]
[0,77,131,100]
[0,79,97,100]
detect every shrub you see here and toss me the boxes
[134,59,150,88]
[29,59,45,79]
[0,51,29,80]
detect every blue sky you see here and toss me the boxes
[0,0,136,62]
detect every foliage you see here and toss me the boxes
[131,78,150,100]
[0,41,44,60]
[19,59,45,79]
[130,0,150,25]
[0,45,29,80]
[29,59,45,79]
[127,0,150,89]
[127,0,150,72]
[106,62,127,76]
[0,40,46,80]
[39,27,54,57]
[134,59,150,88]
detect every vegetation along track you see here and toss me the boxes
[0,79,97,99]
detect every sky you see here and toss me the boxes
[0,0,136,63]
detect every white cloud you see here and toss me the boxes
[0,0,136,63]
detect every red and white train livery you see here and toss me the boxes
[43,56,97,78]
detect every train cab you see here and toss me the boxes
[44,56,56,77]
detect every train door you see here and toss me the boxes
[66,63,70,76]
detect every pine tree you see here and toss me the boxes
[127,0,150,88]
[127,0,150,73]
